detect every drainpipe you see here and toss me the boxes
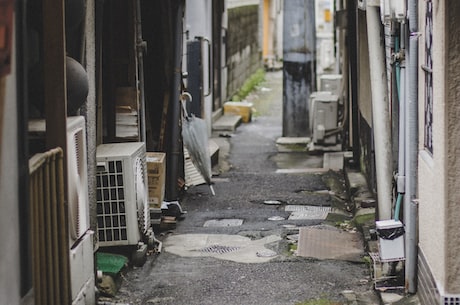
[394,23,406,221]
[366,4,392,220]
[348,0,360,167]
[136,0,146,142]
[165,1,185,202]
[405,0,419,293]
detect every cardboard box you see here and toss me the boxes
[146,152,166,209]
[224,101,253,123]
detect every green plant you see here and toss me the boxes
[232,68,265,101]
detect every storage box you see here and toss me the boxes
[376,219,405,261]
[146,152,166,209]
[224,101,253,123]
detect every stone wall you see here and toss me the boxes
[226,5,262,100]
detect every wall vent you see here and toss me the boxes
[444,296,460,305]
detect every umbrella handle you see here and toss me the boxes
[180,92,192,120]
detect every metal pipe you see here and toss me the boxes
[136,0,146,142]
[366,5,393,220]
[394,23,407,222]
[165,1,185,202]
[348,0,360,166]
[404,0,419,291]
[398,23,406,191]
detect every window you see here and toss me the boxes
[424,0,433,154]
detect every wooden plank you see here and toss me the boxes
[41,0,70,302]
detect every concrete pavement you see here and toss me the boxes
[104,70,404,305]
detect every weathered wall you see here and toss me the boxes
[0,31,21,304]
[444,0,460,293]
[226,5,262,100]
[417,0,447,296]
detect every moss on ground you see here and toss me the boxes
[231,69,265,101]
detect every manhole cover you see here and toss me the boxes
[200,244,240,254]
[204,219,244,227]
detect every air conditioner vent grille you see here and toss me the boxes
[97,160,128,242]
[74,130,83,176]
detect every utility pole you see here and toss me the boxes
[282,0,316,137]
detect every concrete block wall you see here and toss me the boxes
[226,5,262,100]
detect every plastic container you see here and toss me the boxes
[376,219,405,261]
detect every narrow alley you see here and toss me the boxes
[106,71,380,305]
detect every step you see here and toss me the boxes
[323,152,344,170]
[212,114,242,132]
[275,137,310,152]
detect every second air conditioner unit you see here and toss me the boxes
[309,92,339,145]
[96,142,151,247]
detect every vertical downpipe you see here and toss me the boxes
[366,5,393,220]
[348,0,360,166]
[405,0,419,293]
[394,23,406,221]
[166,1,185,202]
[136,0,146,142]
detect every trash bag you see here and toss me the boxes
[377,226,405,240]
[182,114,215,195]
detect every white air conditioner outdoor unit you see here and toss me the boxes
[309,92,339,145]
[309,91,333,135]
[319,74,343,98]
[28,116,95,304]
[96,142,151,247]
[67,119,96,304]
[28,116,91,244]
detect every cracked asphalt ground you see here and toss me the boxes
[105,71,380,305]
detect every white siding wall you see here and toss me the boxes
[418,0,447,288]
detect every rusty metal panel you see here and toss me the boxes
[297,226,364,262]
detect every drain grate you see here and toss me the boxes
[285,205,332,212]
[285,205,332,220]
[200,244,240,254]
